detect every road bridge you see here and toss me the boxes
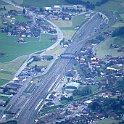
[60,53,75,59]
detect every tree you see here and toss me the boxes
[117,77,124,92]
[89,101,101,111]
[62,15,65,20]
[112,27,124,37]
[96,0,109,6]
[69,15,72,20]
[73,86,92,96]
[40,7,43,12]
[65,0,82,4]
[23,8,26,14]
[4,6,6,10]
[84,1,95,10]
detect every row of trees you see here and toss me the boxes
[60,86,92,102]
[89,97,124,115]
[89,78,124,116]
[65,0,109,10]
[73,86,92,96]
[65,0,82,4]
[112,27,124,37]
[95,0,109,6]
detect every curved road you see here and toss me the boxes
[1,0,64,78]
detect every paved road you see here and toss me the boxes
[45,20,64,51]
[16,13,109,124]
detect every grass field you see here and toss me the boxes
[62,30,76,39]
[0,55,27,73]
[53,15,86,28]
[95,36,124,58]
[29,61,50,67]
[95,119,118,124]
[0,33,53,62]
[72,15,86,27]
[83,0,101,4]
[96,0,124,12]
[46,45,65,56]
[112,22,124,27]
[95,0,124,27]
[0,31,53,85]
[12,0,24,5]
[107,1,123,12]
[95,0,124,58]
[0,79,9,86]
[0,55,27,85]
[0,4,21,11]
[52,20,73,28]
[22,0,69,7]
[52,15,86,40]
[120,13,124,20]
[0,1,8,5]
[15,15,28,23]
[0,94,10,101]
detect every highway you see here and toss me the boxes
[15,13,109,124]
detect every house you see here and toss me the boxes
[6,83,22,91]
[42,55,53,61]
[44,7,52,11]
[18,37,25,43]
[62,5,76,10]
[84,100,93,105]
[53,5,62,12]
[62,5,86,12]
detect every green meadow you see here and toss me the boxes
[95,0,124,58]
[52,15,86,40]
[0,33,53,62]
[23,0,69,7]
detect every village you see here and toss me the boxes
[0,3,88,111]
[0,4,86,42]
[0,2,124,124]
[35,34,124,124]
[0,25,123,123]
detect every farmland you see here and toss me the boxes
[0,10,53,85]
[12,0,69,7]
[95,0,124,58]
[95,118,119,124]
[0,55,27,85]
[52,15,86,40]
[0,33,53,62]
[15,15,28,23]
[29,61,51,67]
[95,36,124,58]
